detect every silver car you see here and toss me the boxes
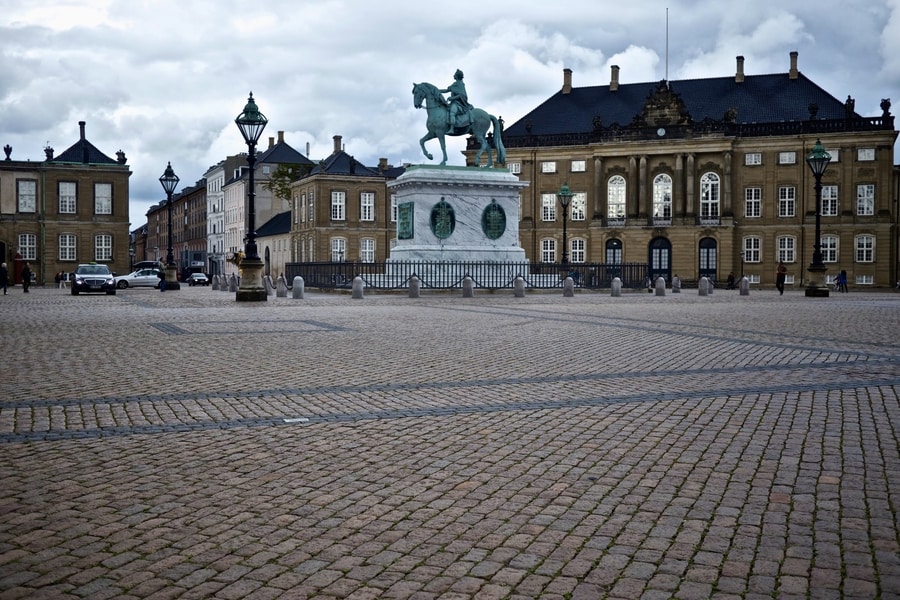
[114,268,162,289]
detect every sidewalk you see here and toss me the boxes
[1,287,898,599]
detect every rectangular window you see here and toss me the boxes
[59,234,77,261]
[778,186,796,217]
[744,187,761,217]
[541,193,556,221]
[744,153,762,166]
[777,236,795,263]
[95,234,113,261]
[821,235,838,263]
[570,192,586,221]
[94,183,112,214]
[743,237,761,263]
[821,185,838,216]
[857,148,875,161]
[778,151,796,165]
[541,238,556,262]
[541,161,556,173]
[308,191,314,221]
[360,238,375,263]
[18,233,37,260]
[17,180,37,213]
[570,160,586,172]
[508,162,521,174]
[855,235,874,262]
[59,182,77,214]
[856,184,875,215]
[330,238,346,262]
[390,195,398,222]
[360,192,375,221]
[570,238,585,263]
[825,148,840,163]
[855,274,874,285]
[330,191,345,221]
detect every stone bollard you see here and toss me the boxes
[513,276,525,298]
[211,275,219,291]
[740,276,750,296]
[351,275,364,299]
[264,275,275,296]
[276,275,288,298]
[292,276,305,299]
[462,276,474,298]
[708,278,715,295]
[698,276,709,296]
[222,275,232,291]
[611,277,622,297]
[562,276,575,297]
[672,275,681,293]
[408,275,420,298]
[229,274,238,292]
[655,276,666,296]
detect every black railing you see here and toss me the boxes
[284,261,649,291]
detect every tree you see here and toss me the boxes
[263,163,311,202]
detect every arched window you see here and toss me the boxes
[607,175,626,221]
[605,238,622,264]
[652,174,673,220]
[700,172,720,221]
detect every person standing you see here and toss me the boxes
[776,261,787,295]
[837,269,849,293]
[0,262,8,295]
[22,262,32,293]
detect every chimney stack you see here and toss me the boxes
[333,135,342,154]
[278,130,284,144]
[79,121,86,140]
[736,56,745,83]
[562,68,572,94]
[268,136,274,149]
[789,51,799,79]
[610,65,620,92]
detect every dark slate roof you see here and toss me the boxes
[309,150,383,177]
[256,211,292,238]
[257,141,314,166]
[503,72,854,138]
[53,138,119,164]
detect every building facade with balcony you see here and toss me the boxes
[490,52,898,288]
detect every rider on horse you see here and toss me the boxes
[440,69,471,132]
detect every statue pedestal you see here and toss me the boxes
[387,165,528,263]
[236,258,267,302]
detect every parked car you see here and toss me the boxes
[71,263,116,295]
[114,268,163,289]
[187,273,209,286]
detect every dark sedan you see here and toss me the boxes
[71,263,116,295]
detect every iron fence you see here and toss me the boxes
[284,261,649,291]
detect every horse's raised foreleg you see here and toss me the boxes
[419,132,436,161]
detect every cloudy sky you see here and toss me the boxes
[3,0,898,225]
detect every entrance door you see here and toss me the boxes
[648,237,672,284]
[699,238,717,283]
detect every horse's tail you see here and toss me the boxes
[490,114,506,164]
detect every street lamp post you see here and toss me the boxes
[234,92,269,302]
[158,162,181,290]
[556,183,574,265]
[739,250,745,280]
[805,139,832,297]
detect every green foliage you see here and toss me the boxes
[263,163,311,201]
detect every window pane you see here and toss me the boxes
[59,182,77,214]
[94,183,112,214]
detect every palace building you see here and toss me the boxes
[490,52,898,289]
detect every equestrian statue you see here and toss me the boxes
[412,69,506,167]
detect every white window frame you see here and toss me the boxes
[744,152,762,166]
[390,195,398,222]
[308,191,315,221]
[778,151,797,165]
[825,149,840,163]
[653,174,673,219]
[744,187,762,218]
[508,162,521,175]
[777,236,796,263]
[330,237,347,262]
[570,238,586,263]
[607,175,626,219]
[330,191,346,221]
[360,238,375,263]
[19,233,37,260]
[778,186,796,217]
[821,185,839,216]
[59,234,77,261]
[540,238,556,263]
[95,234,113,262]
[17,179,36,213]
[360,192,375,222]
[855,274,874,285]
[94,182,112,215]
[821,235,838,263]
[857,148,875,161]
[855,235,874,262]
[570,160,586,173]
[699,172,720,218]
[541,193,556,222]
[570,192,586,221]
[743,236,761,263]
[541,161,556,173]
[856,184,875,216]
[59,181,77,214]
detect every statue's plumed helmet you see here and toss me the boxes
[454,69,464,79]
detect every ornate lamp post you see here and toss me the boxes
[805,139,832,297]
[234,92,269,302]
[739,249,745,280]
[556,183,574,265]
[158,162,181,290]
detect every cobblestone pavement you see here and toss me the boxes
[1,285,898,599]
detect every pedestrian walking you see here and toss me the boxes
[776,261,787,295]
[0,262,7,295]
[836,269,848,293]
[22,262,32,293]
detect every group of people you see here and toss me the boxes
[0,261,31,295]
[776,261,849,294]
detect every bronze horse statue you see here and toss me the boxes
[412,82,506,167]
